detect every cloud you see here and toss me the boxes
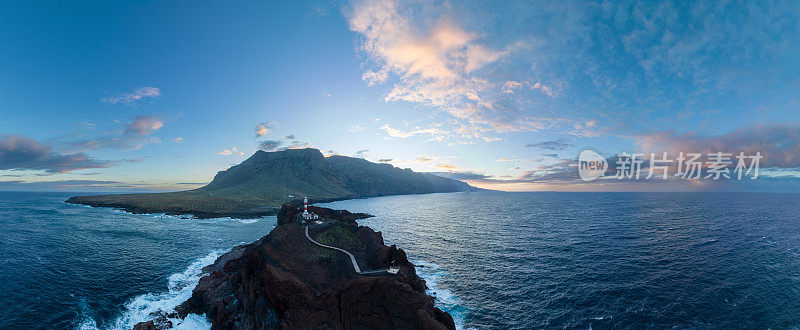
[460,159,580,187]
[434,163,464,171]
[0,179,163,192]
[0,135,113,173]
[348,0,568,135]
[378,158,393,163]
[125,115,164,136]
[428,171,490,181]
[526,139,574,150]
[102,87,161,106]
[172,137,184,143]
[73,115,164,151]
[415,155,433,163]
[258,138,312,152]
[0,179,124,188]
[530,82,556,98]
[348,1,800,140]
[321,91,332,97]
[349,1,498,113]
[258,140,284,152]
[515,160,577,182]
[362,68,390,86]
[283,140,311,150]
[349,125,366,133]
[255,121,276,138]
[64,115,164,151]
[501,81,522,94]
[380,125,444,139]
[475,121,800,188]
[355,149,369,158]
[284,135,296,140]
[452,124,800,191]
[217,147,244,156]
[636,123,800,168]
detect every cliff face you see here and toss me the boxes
[172,204,455,329]
[196,148,481,203]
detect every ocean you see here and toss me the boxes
[322,192,800,329]
[2,191,800,329]
[0,192,271,329]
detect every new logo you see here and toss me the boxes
[578,150,607,181]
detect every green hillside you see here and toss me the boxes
[67,148,481,218]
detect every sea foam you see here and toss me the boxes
[76,251,221,330]
[412,259,472,330]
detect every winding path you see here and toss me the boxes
[305,226,392,275]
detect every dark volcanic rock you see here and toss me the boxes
[65,194,276,219]
[132,311,173,330]
[174,204,455,330]
[276,200,372,226]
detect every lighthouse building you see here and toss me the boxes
[301,196,319,220]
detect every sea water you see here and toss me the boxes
[0,192,271,329]
[321,191,800,328]
[2,191,800,329]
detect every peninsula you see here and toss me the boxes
[133,202,456,329]
[66,148,480,218]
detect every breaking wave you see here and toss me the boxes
[412,259,471,330]
[75,251,222,330]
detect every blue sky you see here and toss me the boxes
[2,0,800,192]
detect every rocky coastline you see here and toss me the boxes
[134,202,455,329]
[65,194,277,219]
[65,195,355,219]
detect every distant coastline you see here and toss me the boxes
[65,193,343,219]
[66,148,483,219]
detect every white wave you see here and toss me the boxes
[204,216,276,224]
[89,204,273,225]
[76,318,98,330]
[152,213,184,220]
[411,259,471,330]
[76,251,222,330]
[74,298,99,330]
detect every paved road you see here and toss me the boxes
[305,226,363,273]
[305,226,392,275]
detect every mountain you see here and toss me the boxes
[67,148,481,218]
[198,148,478,203]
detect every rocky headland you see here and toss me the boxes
[134,202,455,329]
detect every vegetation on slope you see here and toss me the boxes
[67,148,480,218]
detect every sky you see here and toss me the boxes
[1,0,800,192]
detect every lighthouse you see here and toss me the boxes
[301,196,320,221]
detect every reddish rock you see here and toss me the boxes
[176,204,455,330]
